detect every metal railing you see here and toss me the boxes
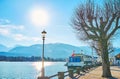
[38,64,101,79]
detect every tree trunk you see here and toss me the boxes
[101,52,112,77]
[101,40,112,77]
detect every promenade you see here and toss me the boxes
[79,66,120,79]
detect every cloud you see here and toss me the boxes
[0,19,40,43]
[13,33,41,42]
[0,24,25,30]
[0,19,10,24]
[0,24,25,37]
[13,34,28,41]
[0,28,10,36]
[31,37,41,42]
[0,19,25,31]
[0,19,25,37]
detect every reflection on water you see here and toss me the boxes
[0,62,67,79]
[32,62,55,76]
[32,62,54,71]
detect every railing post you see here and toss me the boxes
[68,69,73,78]
[85,65,88,71]
[58,72,64,79]
[76,67,80,74]
[80,67,85,72]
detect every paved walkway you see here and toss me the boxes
[79,66,120,79]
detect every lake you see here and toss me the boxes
[0,62,67,79]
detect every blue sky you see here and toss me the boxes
[0,0,120,47]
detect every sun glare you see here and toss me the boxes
[29,6,49,26]
[32,62,53,76]
[32,62,53,71]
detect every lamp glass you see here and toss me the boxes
[42,30,47,38]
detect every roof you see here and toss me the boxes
[115,53,120,58]
[71,53,92,58]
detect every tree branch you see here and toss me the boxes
[105,13,117,33]
[95,17,99,29]
[107,17,120,40]
[92,45,101,55]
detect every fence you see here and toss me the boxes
[38,64,101,79]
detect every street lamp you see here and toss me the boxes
[38,30,48,79]
[41,30,47,77]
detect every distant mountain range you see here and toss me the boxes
[0,44,10,52]
[0,43,120,58]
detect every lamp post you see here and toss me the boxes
[38,30,49,79]
[41,30,47,77]
[92,47,94,65]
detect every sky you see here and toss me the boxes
[0,0,120,47]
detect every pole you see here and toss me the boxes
[41,36,45,77]
[38,30,48,79]
[92,47,94,65]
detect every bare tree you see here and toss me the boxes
[72,0,120,78]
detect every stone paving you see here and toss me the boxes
[78,66,120,79]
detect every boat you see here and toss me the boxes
[65,52,92,70]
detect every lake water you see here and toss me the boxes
[0,62,67,79]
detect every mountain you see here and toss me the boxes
[0,43,120,58]
[0,44,10,52]
[0,52,13,56]
[8,43,92,58]
[0,43,92,58]
[9,44,42,57]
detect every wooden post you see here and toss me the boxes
[58,72,64,79]
[68,69,73,78]
[81,67,85,72]
[76,67,80,74]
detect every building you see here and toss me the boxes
[115,53,120,65]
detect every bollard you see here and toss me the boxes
[76,67,80,74]
[37,76,49,79]
[58,72,64,79]
[68,69,73,78]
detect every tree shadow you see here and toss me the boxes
[106,76,118,79]
[111,69,120,72]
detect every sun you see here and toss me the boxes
[29,6,49,26]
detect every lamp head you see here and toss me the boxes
[42,30,47,38]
